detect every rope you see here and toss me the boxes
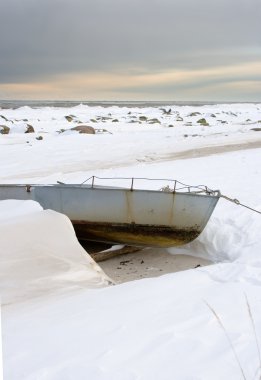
[68,175,261,215]
[220,194,261,215]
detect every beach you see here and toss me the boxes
[1,102,261,379]
[98,247,211,283]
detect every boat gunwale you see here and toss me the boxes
[0,183,221,199]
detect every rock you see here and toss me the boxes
[0,125,10,134]
[251,128,261,132]
[139,116,148,121]
[90,119,97,123]
[71,125,95,134]
[95,128,113,134]
[148,118,160,124]
[0,115,8,122]
[112,119,119,122]
[36,136,43,140]
[188,112,201,117]
[25,124,35,133]
[176,116,183,121]
[197,118,209,126]
[65,115,76,122]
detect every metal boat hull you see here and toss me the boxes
[0,184,219,247]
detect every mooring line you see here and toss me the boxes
[220,194,261,215]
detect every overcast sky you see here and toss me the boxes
[0,0,260,101]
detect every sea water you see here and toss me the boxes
[0,99,254,110]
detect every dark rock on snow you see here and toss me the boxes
[25,124,35,133]
[65,115,76,122]
[197,118,209,126]
[0,125,10,134]
[71,125,95,134]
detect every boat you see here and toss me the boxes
[0,177,220,247]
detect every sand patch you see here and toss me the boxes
[84,242,211,283]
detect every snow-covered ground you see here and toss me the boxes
[1,103,261,379]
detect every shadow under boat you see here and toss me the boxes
[0,177,220,248]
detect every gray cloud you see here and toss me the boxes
[0,0,260,84]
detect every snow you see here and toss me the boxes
[0,199,42,223]
[0,201,111,306]
[1,103,261,379]
[0,103,260,183]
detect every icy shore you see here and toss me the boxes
[1,103,261,379]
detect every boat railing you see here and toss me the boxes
[80,176,220,196]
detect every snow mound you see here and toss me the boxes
[3,266,261,380]
[0,200,112,305]
[168,198,261,266]
[0,199,42,223]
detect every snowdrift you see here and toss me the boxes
[0,200,111,305]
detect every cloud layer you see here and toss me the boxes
[0,0,260,100]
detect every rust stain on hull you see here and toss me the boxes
[72,220,200,248]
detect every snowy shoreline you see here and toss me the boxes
[1,103,261,379]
